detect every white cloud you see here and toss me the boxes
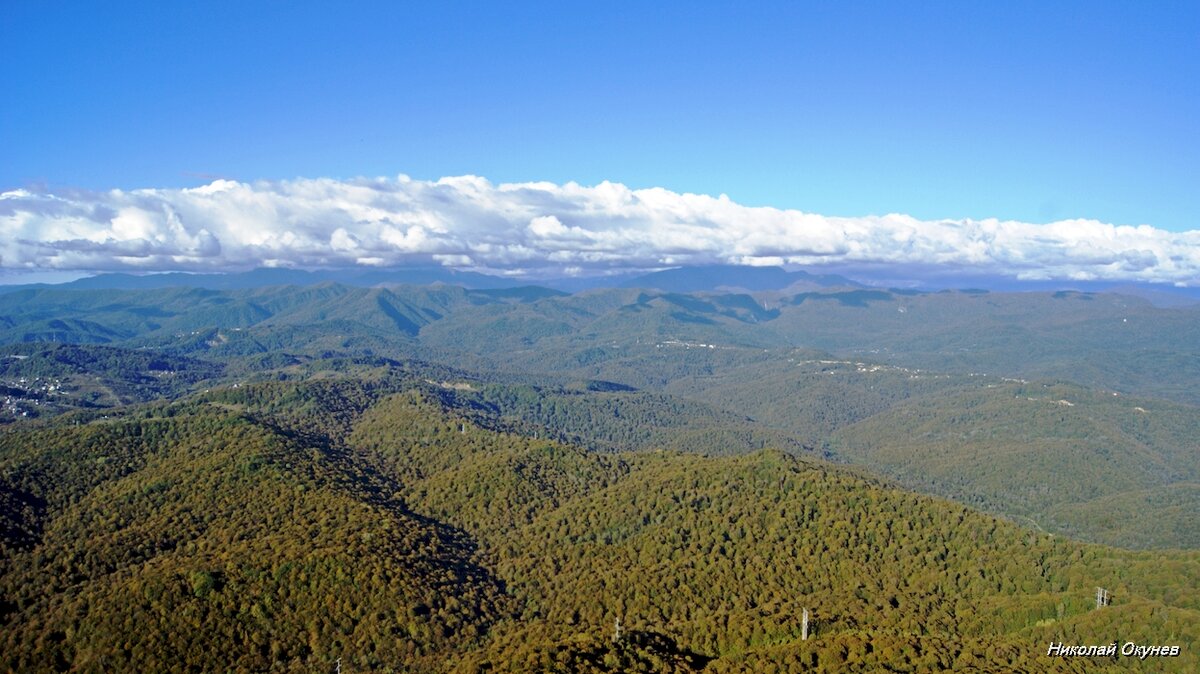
[1,175,1198,285]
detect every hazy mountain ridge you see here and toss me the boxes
[5,265,1199,305]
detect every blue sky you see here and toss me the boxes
[4,1,1196,231]
[3,2,1200,286]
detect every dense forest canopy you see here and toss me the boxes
[1,280,1197,672]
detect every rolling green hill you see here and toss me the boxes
[830,381,1200,548]
[0,399,513,673]
[764,288,1200,407]
[2,374,1197,672]
[0,284,553,358]
[1,282,1197,551]
[4,282,1197,404]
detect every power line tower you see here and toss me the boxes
[613,616,623,643]
[802,607,810,640]
[1095,587,1110,609]
[335,656,342,674]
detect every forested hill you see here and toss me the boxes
[1,283,1198,550]
[1,373,1197,672]
[2,283,1196,405]
[0,283,562,355]
[830,381,1200,549]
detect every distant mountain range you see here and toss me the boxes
[3,264,1197,305]
[0,267,522,292]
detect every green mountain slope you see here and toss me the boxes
[344,388,1198,673]
[765,288,1200,406]
[830,381,1200,548]
[0,402,513,673]
[658,354,983,443]
[459,382,810,455]
[1,282,1198,551]
[2,375,1197,672]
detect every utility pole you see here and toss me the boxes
[335,656,342,674]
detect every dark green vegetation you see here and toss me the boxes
[1,282,1197,550]
[830,381,1200,549]
[2,372,1197,672]
[0,383,512,672]
[2,278,1198,671]
[1,283,1197,549]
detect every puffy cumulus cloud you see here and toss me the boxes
[1,177,1198,285]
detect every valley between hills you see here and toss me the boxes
[1,275,1197,672]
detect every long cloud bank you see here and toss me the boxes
[2,175,1198,284]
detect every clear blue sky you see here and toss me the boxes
[3,1,1197,230]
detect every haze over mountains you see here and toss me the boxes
[4,264,1199,306]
